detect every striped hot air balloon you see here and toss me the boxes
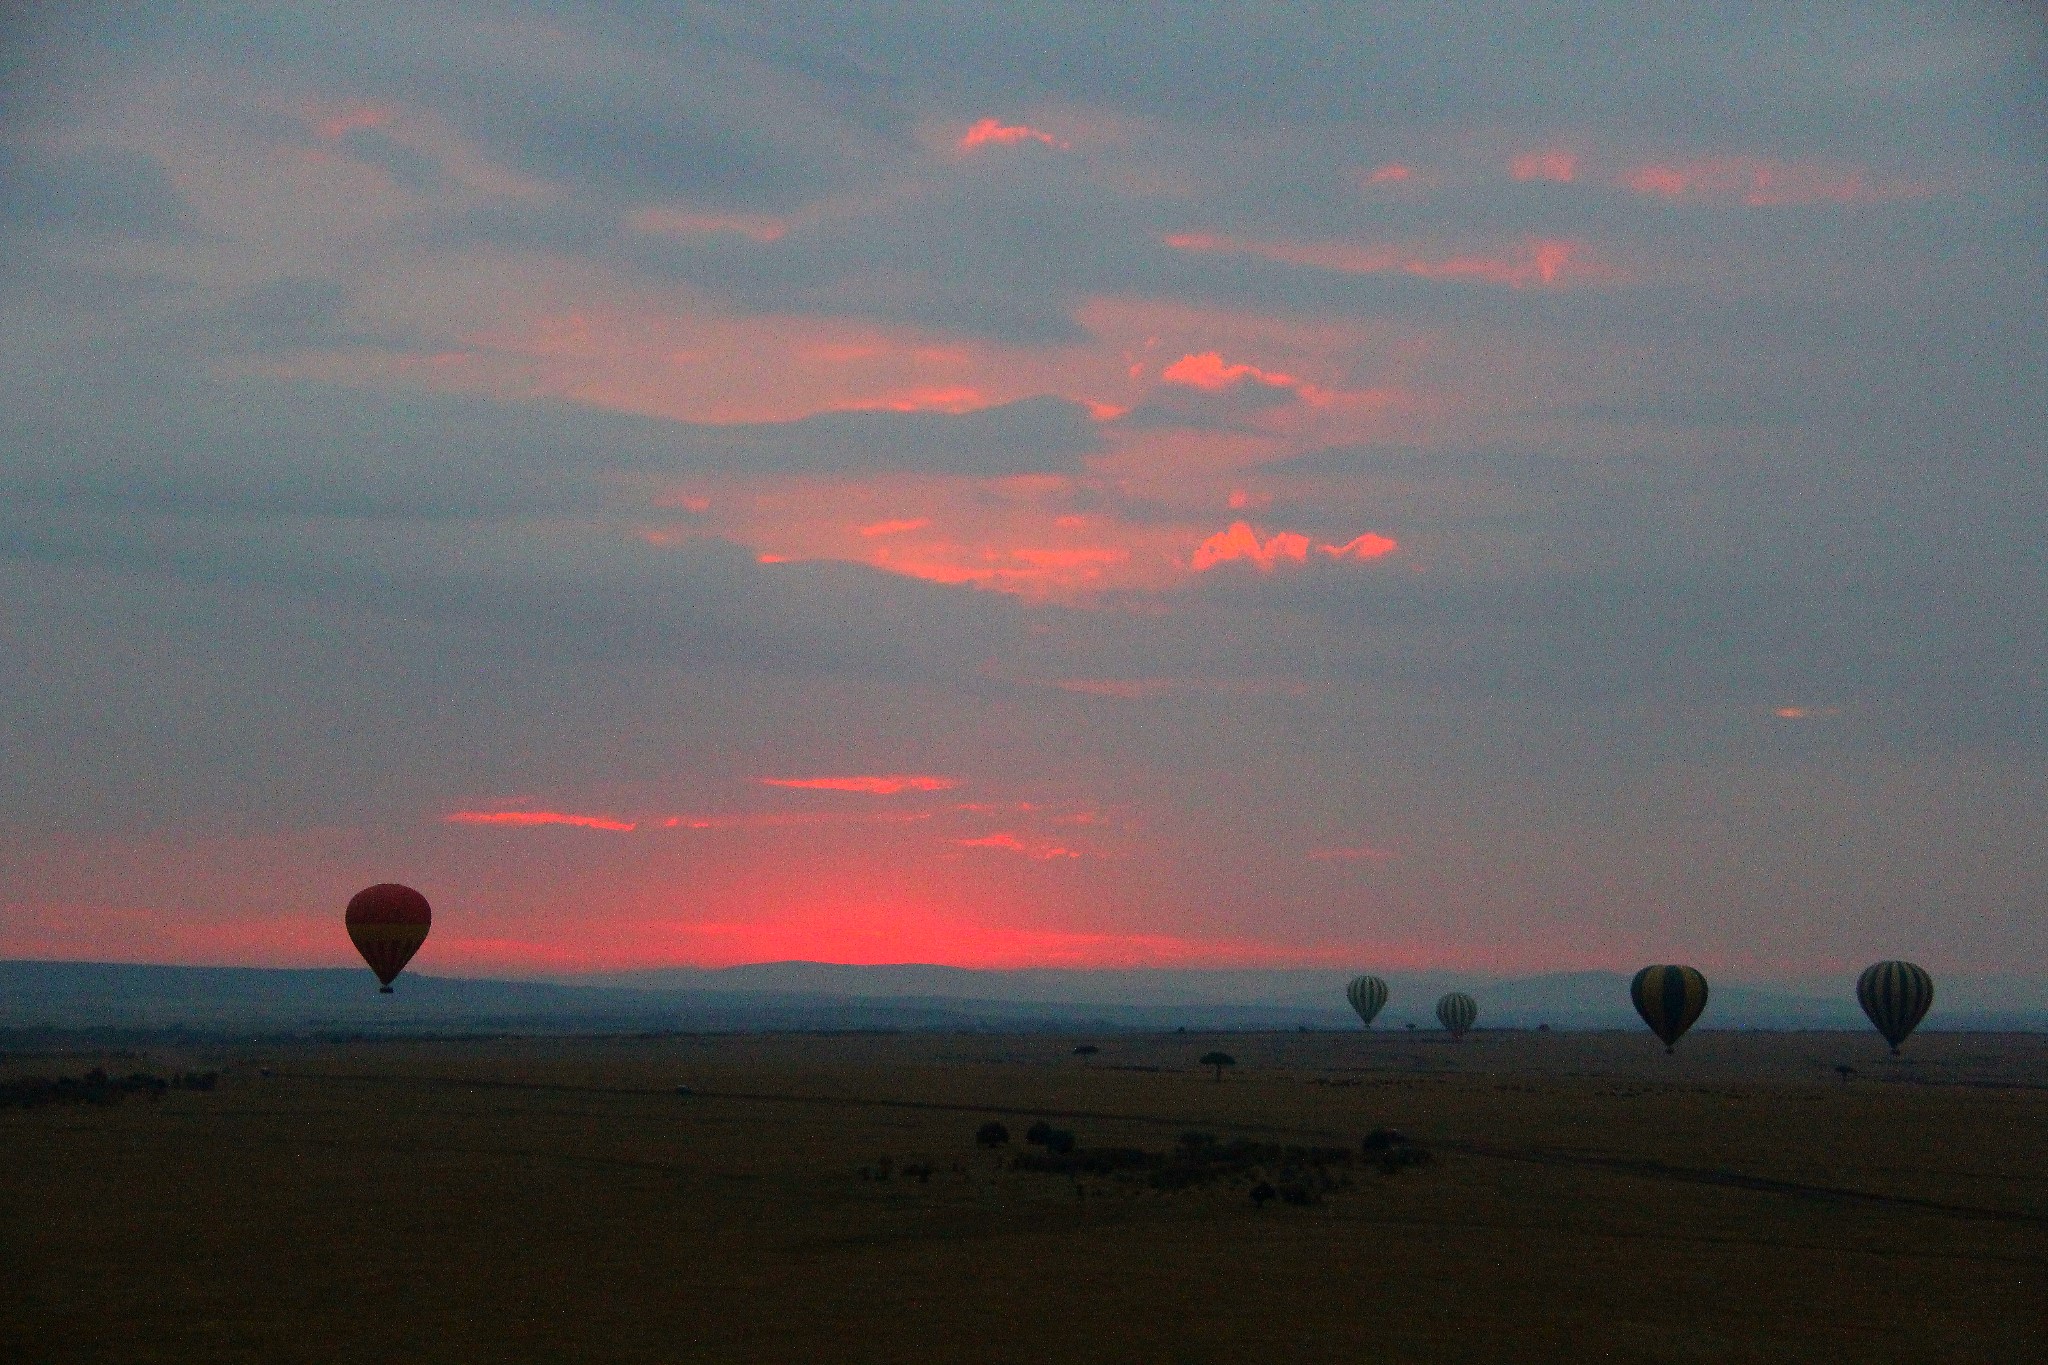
[347,884,431,993]
[1631,965,1708,1053]
[1857,961,1933,1056]
[1346,975,1389,1028]
[1435,992,1477,1039]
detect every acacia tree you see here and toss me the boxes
[1199,1051,1236,1082]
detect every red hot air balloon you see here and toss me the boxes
[346,884,431,993]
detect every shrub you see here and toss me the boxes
[1362,1129,1433,1173]
[976,1121,1011,1147]
[1199,1051,1236,1082]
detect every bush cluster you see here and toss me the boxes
[990,1121,1401,1206]
[0,1068,219,1110]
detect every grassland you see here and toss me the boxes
[2,1030,2042,1363]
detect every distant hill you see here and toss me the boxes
[2,960,2042,1039]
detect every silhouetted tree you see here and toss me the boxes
[1026,1121,1054,1146]
[1072,1044,1100,1056]
[1250,1181,1276,1208]
[976,1121,1011,1147]
[1042,1129,1076,1155]
[1199,1051,1236,1082]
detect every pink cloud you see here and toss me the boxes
[1309,845,1395,862]
[1193,522,1398,572]
[626,207,789,242]
[841,386,987,414]
[1364,162,1417,184]
[1772,705,1841,720]
[1161,350,1305,393]
[1157,350,1332,410]
[959,117,1069,152]
[445,810,637,832]
[1191,521,1311,572]
[1622,156,1929,207]
[858,517,932,538]
[760,774,959,794]
[955,831,1081,860]
[1052,678,1181,700]
[305,100,398,142]
[662,809,938,830]
[1320,532,1399,561]
[1510,150,1579,183]
[1165,232,1621,290]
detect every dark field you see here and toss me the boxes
[3,1031,2043,1363]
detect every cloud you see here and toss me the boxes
[304,100,399,144]
[760,774,959,794]
[1161,351,1309,395]
[1192,522,1398,572]
[445,810,637,831]
[627,207,790,242]
[1509,150,1579,183]
[958,118,1069,152]
[1621,156,1929,207]
[1321,533,1399,561]
[858,518,932,537]
[1308,845,1395,862]
[1164,232,1622,290]
[955,831,1080,859]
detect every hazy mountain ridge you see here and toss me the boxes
[3,960,2042,1038]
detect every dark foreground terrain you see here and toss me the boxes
[2,1030,2042,1363]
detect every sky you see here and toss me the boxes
[1,2,2043,979]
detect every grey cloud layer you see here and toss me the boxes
[1,3,2043,967]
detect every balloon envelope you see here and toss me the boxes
[1435,992,1477,1038]
[1857,961,1933,1055]
[1346,975,1389,1028]
[347,883,431,992]
[1631,965,1708,1052]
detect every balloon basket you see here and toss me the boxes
[379,985,394,994]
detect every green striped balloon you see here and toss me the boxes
[1630,965,1709,1053]
[1435,991,1477,1039]
[1856,961,1933,1056]
[1346,975,1389,1028]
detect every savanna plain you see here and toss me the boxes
[2,1030,2042,1364]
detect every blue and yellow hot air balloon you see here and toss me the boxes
[1346,975,1389,1028]
[1857,961,1933,1056]
[1435,992,1477,1039]
[1631,965,1708,1053]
